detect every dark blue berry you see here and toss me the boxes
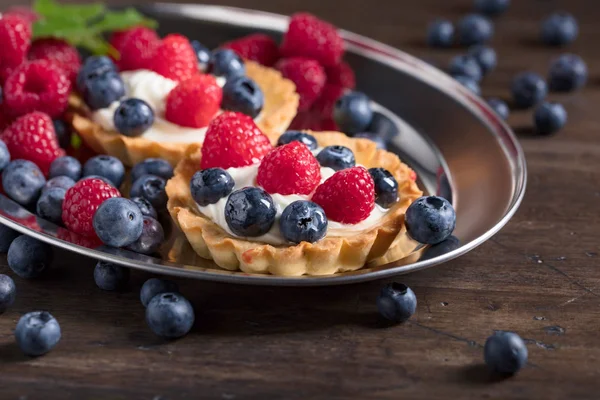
[367,112,400,140]
[377,282,417,323]
[131,158,174,182]
[353,132,386,150]
[49,156,82,181]
[209,49,245,79]
[474,0,510,16]
[534,102,567,136]
[405,196,456,244]
[140,278,179,307]
[548,53,588,92]
[93,198,143,247]
[146,292,195,339]
[511,72,547,109]
[467,45,497,74]
[114,98,155,137]
[83,155,125,188]
[131,197,158,219]
[225,187,276,237]
[279,200,328,244]
[15,311,61,356]
[7,235,53,279]
[427,19,455,48]
[190,168,235,207]
[52,119,71,149]
[0,274,16,313]
[2,160,46,206]
[333,91,374,134]
[541,12,578,46]
[81,175,113,185]
[277,131,318,150]
[0,225,20,252]
[0,139,10,172]
[76,56,117,93]
[449,54,483,82]
[421,235,461,261]
[131,175,168,210]
[81,70,126,111]
[484,331,528,374]
[126,216,164,255]
[316,146,355,171]
[94,261,130,291]
[368,168,399,208]
[36,188,66,225]
[222,76,264,118]
[454,75,481,95]
[486,97,510,120]
[43,176,76,194]
[457,14,494,46]
[191,40,212,71]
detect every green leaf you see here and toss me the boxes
[34,0,105,22]
[71,133,82,150]
[33,14,87,39]
[89,8,158,35]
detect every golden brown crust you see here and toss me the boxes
[67,61,299,167]
[166,131,423,276]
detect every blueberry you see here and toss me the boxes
[146,292,195,339]
[457,14,494,46]
[354,132,386,150]
[131,197,158,219]
[52,119,71,149]
[277,131,318,150]
[548,54,588,92]
[83,155,125,188]
[367,112,400,140]
[209,49,245,79]
[484,331,528,374]
[511,72,547,109]
[534,102,567,136]
[126,217,164,255]
[541,12,578,46]
[15,311,61,356]
[140,278,180,307]
[49,156,82,181]
[93,198,143,247]
[333,91,374,134]
[279,200,328,244]
[486,97,510,120]
[449,54,483,82]
[225,187,276,237]
[454,75,481,95]
[222,76,264,118]
[43,176,76,194]
[0,274,16,313]
[474,0,510,16]
[114,98,155,137]
[131,175,168,210]
[131,158,174,182]
[191,40,212,71]
[0,139,10,172]
[2,160,46,206]
[427,19,455,48]
[377,282,417,323]
[369,168,399,208]
[0,225,20,252]
[36,188,66,225]
[405,196,456,244]
[7,235,53,279]
[467,45,497,75]
[190,168,235,207]
[316,146,356,171]
[76,55,117,93]
[81,70,126,111]
[420,235,461,261]
[80,175,113,185]
[93,261,130,291]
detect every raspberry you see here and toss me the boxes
[4,7,39,23]
[3,60,71,118]
[165,74,222,128]
[0,106,12,131]
[409,170,417,181]
[276,57,326,112]
[280,13,344,67]
[311,83,345,118]
[28,38,81,83]
[2,112,65,175]
[111,26,160,71]
[0,15,32,83]
[257,142,321,195]
[316,117,339,131]
[200,112,272,170]
[325,61,355,89]
[62,178,121,238]
[312,166,375,224]
[150,34,198,82]
[223,34,280,66]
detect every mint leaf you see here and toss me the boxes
[90,8,158,34]
[34,0,105,22]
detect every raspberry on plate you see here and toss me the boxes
[0,15,32,83]
[325,62,356,89]
[200,112,272,170]
[28,38,81,84]
[2,112,65,175]
[165,74,222,128]
[223,33,280,67]
[62,178,121,238]
[280,13,344,67]
[276,57,326,112]
[111,26,160,71]
[3,60,71,118]
[257,141,321,195]
[150,34,199,82]
[312,166,375,224]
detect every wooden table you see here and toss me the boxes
[1,0,599,398]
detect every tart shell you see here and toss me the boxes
[166,131,423,276]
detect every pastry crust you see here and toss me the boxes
[68,61,299,167]
[166,131,423,276]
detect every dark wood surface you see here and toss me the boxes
[1,0,599,398]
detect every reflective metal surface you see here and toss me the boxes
[0,4,526,286]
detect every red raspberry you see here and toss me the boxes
[315,117,339,131]
[28,38,81,83]
[201,112,272,170]
[0,106,12,131]
[280,13,344,67]
[4,60,71,118]
[276,57,326,112]
[223,34,280,67]
[150,34,198,82]
[288,110,316,131]
[111,26,160,71]
[62,178,121,238]
[409,170,417,182]
[165,74,222,128]
[4,7,39,23]
[312,166,375,224]
[0,15,32,83]
[257,142,321,195]
[2,112,65,175]
[311,83,344,118]
[325,61,356,89]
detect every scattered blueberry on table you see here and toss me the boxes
[474,0,510,17]
[427,19,455,48]
[486,97,510,120]
[449,54,483,82]
[146,292,195,339]
[140,278,180,308]
[484,331,528,374]
[94,261,131,291]
[377,282,417,323]
[541,12,579,46]
[7,235,53,279]
[511,72,548,109]
[0,274,16,314]
[467,45,497,75]
[0,224,20,253]
[548,53,588,92]
[457,14,494,46]
[15,311,61,357]
[534,102,567,135]
[453,75,481,95]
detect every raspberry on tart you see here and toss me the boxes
[223,34,280,67]
[150,34,199,82]
[165,74,222,128]
[325,61,356,89]
[276,57,326,112]
[0,14,32,84]
[111,26,160,71]
[28,38,81,84]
